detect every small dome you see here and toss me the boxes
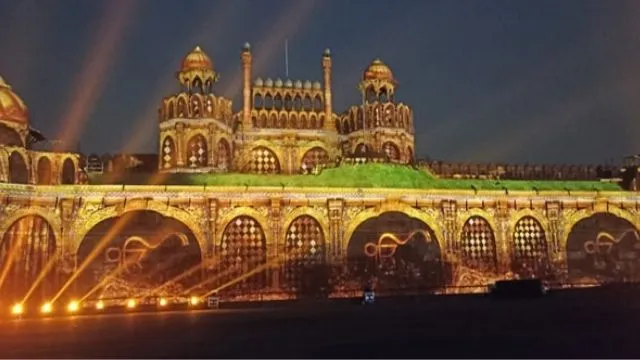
[265,78,274,87]
[181,46,213,72]
[243,42,251,51]
[312,81,322,90]
[363,58,395,83]
[275,78,283,87]
[323,48,331,57]
[284,79,293,87]
[294,80,303,89]
[0,76,29,125]
[254,77,264,86]
[303,80,312,89]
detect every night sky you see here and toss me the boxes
[0,0,639,164]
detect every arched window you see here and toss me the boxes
[186,134,208,168]
[37,157,52,185]
[61,158,75,185]
[9,151,28,184]
[254,94,263,109]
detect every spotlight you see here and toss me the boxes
[95,300,104,310]
[158,298,168,307]
[67,300,80,313]
[11,303,23,316]
[189,296,200,306]
[40,302,53,314]
[126,299,136,309]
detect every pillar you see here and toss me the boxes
[327,199,345,262]
[269,197,283,290]
[322,49,333,132]
[175,123,185,167]
[495,200,511,273]
[241,43,253,131]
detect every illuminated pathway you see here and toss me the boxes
[1,289,640,358]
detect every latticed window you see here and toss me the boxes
[301,147,329,174]
[460,216,497,272]
[246,147,280,174]
[512,216,549,277]
[162,137,176,169]
[219,216,268,293]
[187,135,208,168]
[217,140,230,170]
[282,216,326,293]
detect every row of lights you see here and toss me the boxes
[10,296,201,317]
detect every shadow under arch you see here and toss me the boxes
[75,210,202,299]
[566,212,640,283]
[0,215,57,304]
[346,211,444,292]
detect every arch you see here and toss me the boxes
[264,94,273,110]
[566,212,640,283]
[274,94,283,111]
[9,151,28,184]
[217,138,230,170]
[382,142,401,161]
[161,136,177,169]
[313,95,322,112]
[186,134,208,168]
[0,123,23,147]
[342,119,350,133]
[0,215,57,303]
[346,210,444,290]
[459,215,498,273]
[319,114,325,128]
[384,104,395,126]
[204,96,215,116]
[167,100,175,119]
[61,157,75,184]
[300,146,329,174]
[190,94,203,117]
[177,96,188,117]
[218,215,268,294]
[303,96,312,111]
[75,210,203,298]
[36,156,52,185]
[253,94,263,109]
[354,143,369,156]
[365,86,376,103]
[259,113,267,128]
[511,215,550,278]
[284,94,293,111]
[279,113,287,128]
[282,215,327,296]
[356,108,364,129]
[300,114,307,129]
[192,77,204,93]
[293,95,302,111]
[244,146,281,174]
[269,113,278,128]
[289,114,298,128]
[309,114,317,129]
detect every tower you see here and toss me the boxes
[322,49,333,131]
[241,42,252,131]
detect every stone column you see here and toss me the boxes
[269,197,283,290]
[495,200,511,273]
[208,124,216,167]
[175,123,185,167]
[546,201,563,270]
[206,198,218,260]
[327,199,345,262]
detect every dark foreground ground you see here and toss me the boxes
[1,287,639,359]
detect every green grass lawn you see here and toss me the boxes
[88,163,622,191]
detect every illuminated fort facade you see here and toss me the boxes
[0,45,639,305]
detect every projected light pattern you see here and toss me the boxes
[460,216,497,273]
[282,215,326,295]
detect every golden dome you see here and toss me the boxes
[0,76,29,125]
[181,46,213,72]
[363,59,395,83]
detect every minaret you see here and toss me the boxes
[322,48,333,131]
[241,42,252,130]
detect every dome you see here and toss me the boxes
[303,80,312,90]
[0,76,29,125]
[312,81,322,90]
[265,78,274,87]
[181,46,213,72]
[284,79,293,88]
[294,80,303,89]
[363,59,395,83]
[254,77,264,86]
[275,78,283,87]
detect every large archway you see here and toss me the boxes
[282,215,328,297]
[566,213,640,283]
[9,151,28,184]
[346,211,443,292]
[217,216,268,295]
[76,210,202,299]
[511,216,550,278]
[459,216,498,273]
[0,215,57,304]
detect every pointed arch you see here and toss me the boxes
[217,138,230,170]
[459,216,498,273]
[282,215,327,296]
[382,142,401,161]
[512,216,550,278]
[300,147,329,174]
[245,146,281,174]
[36,156,52,185]
[9,151,28,184]
[186,134,208,168]
[161,136,177,169]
